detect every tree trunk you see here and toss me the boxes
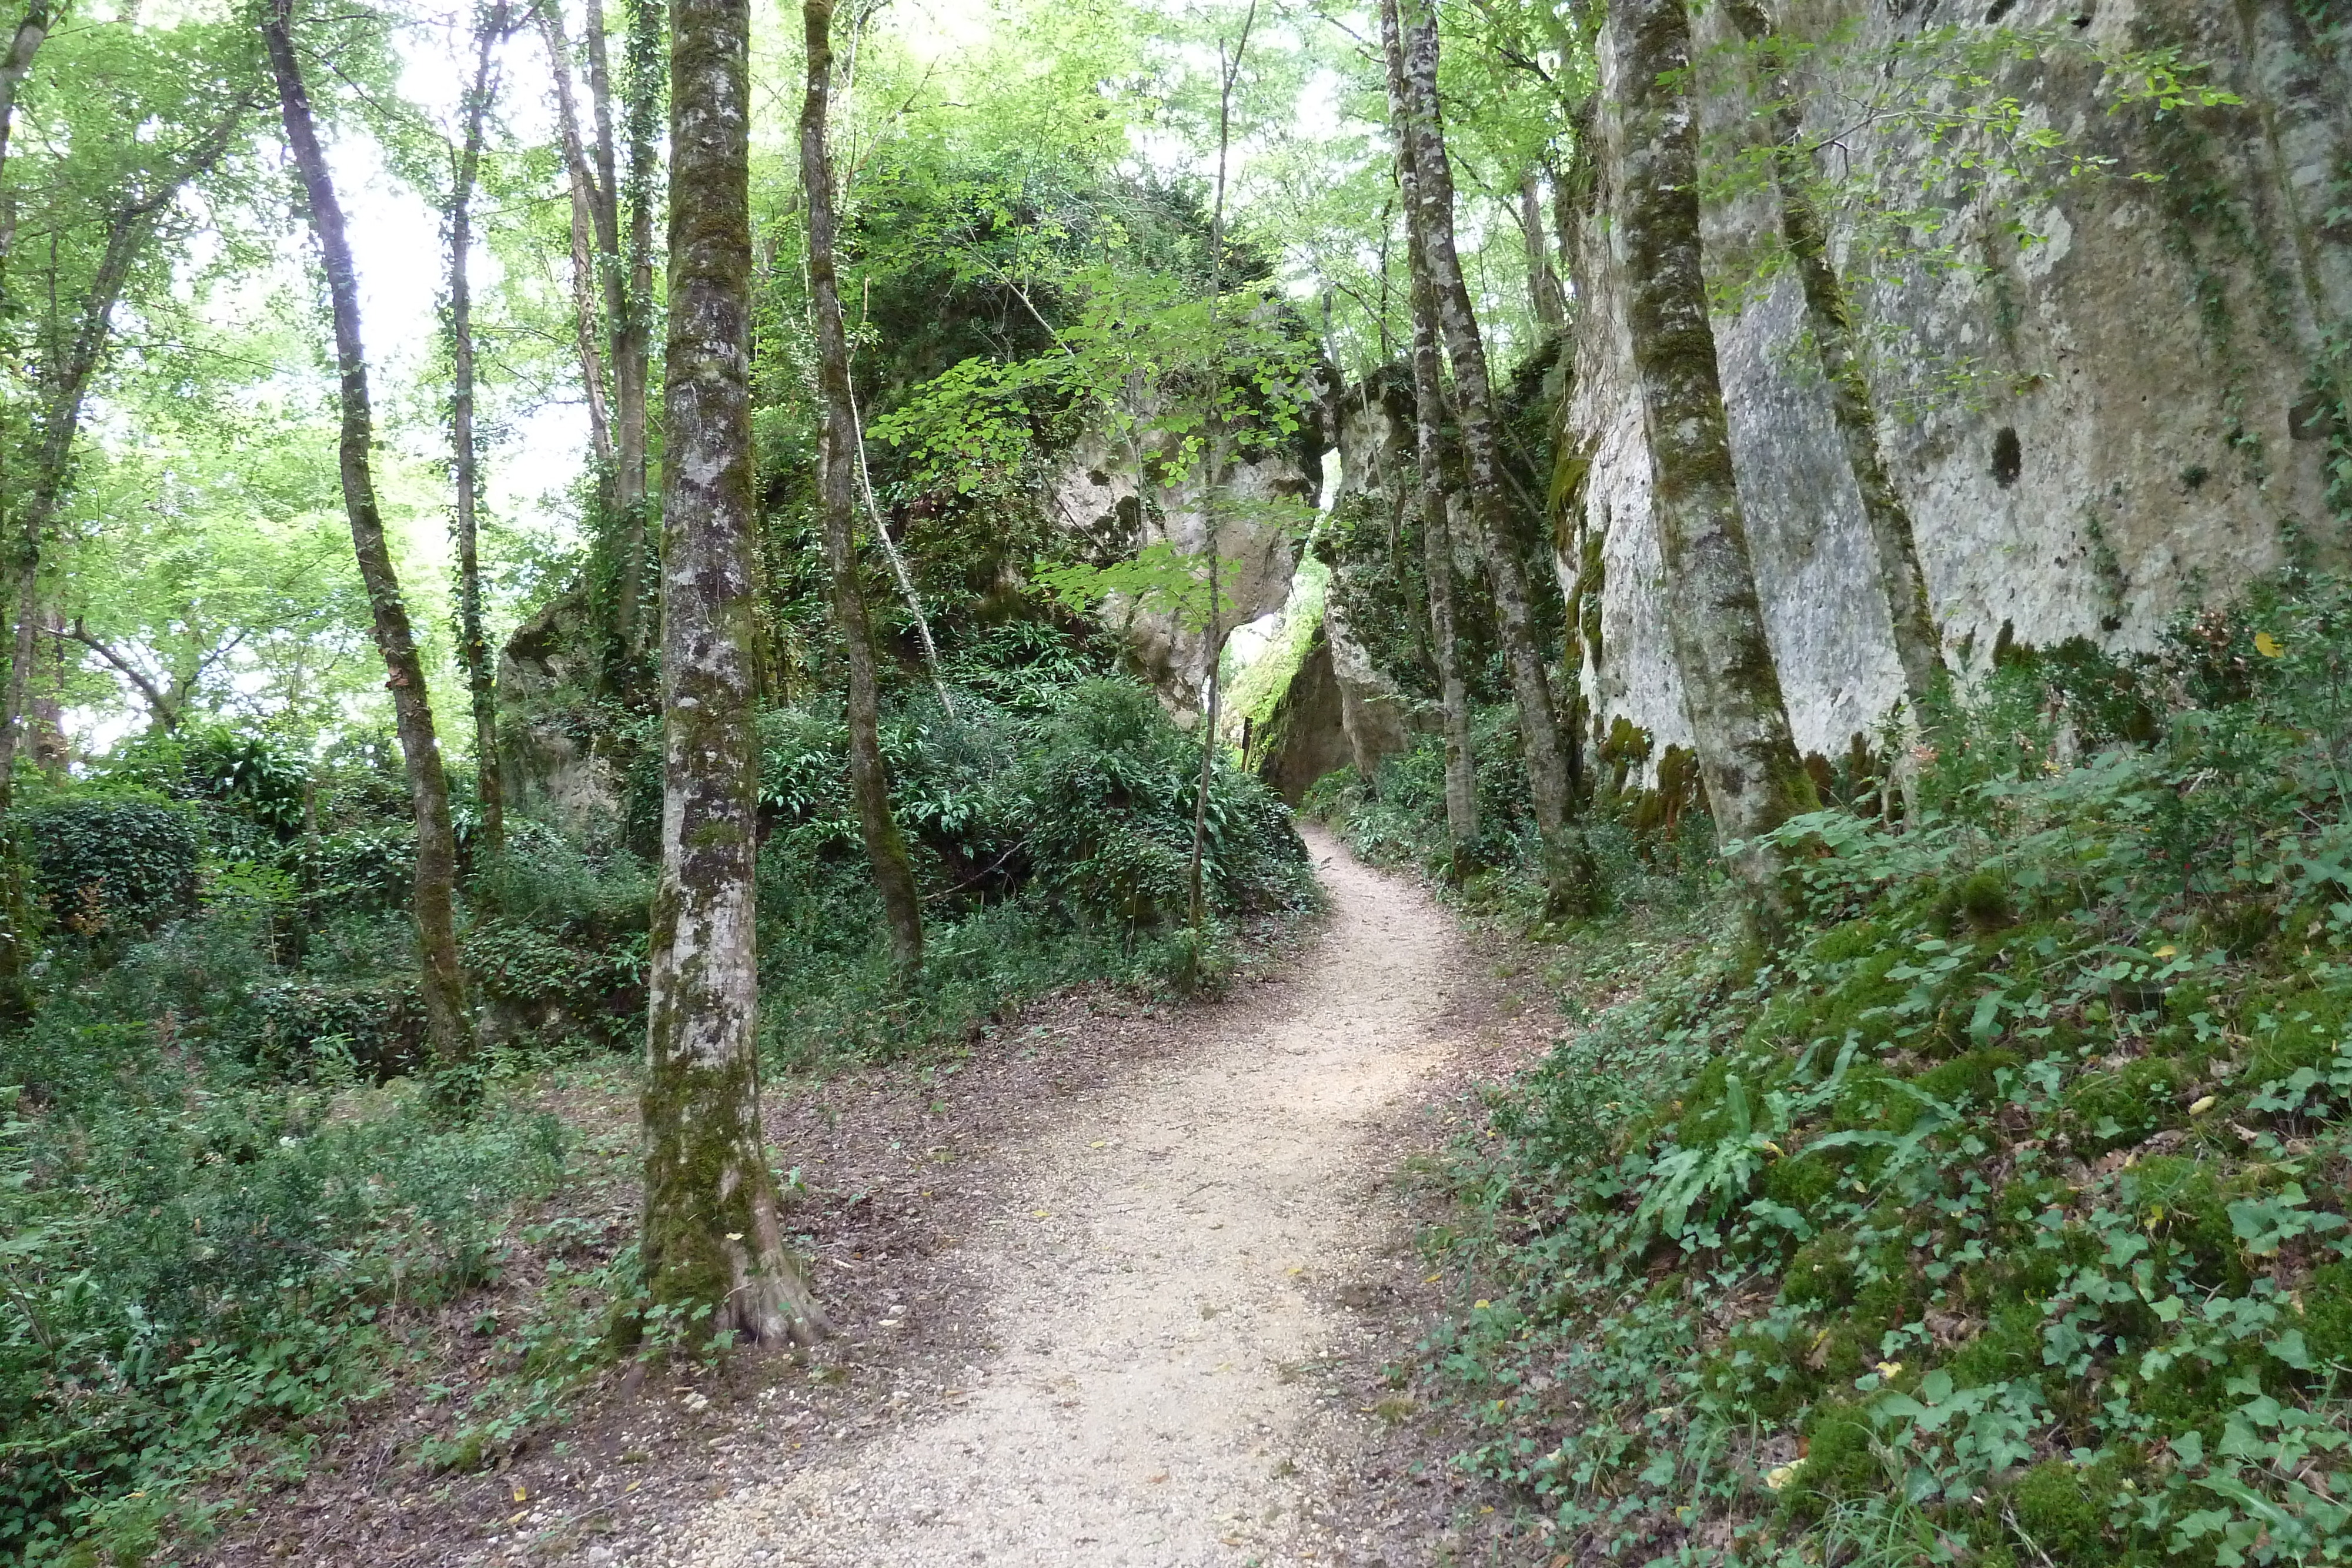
[1519,171,1566,331]
[1378,17,1477,878]
[640,0,822,1346]
[1389,0,1591,917]
[264,0,472,1065]
[0,156,219,811]
[1185,6,1254,938]
[452,2,508,858]
[0,0,48,215]
[803,0,923,975]
[614,0,662,657]
[1722,0,1940,710]
[537,0,617,474]
[30,610,62,778]
[1608,0,1816,927]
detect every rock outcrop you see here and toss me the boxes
[1561,0,2351,777]
[1050,427,1317,716]
[497,590,627,842]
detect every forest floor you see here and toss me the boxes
[196,827,1558,1567]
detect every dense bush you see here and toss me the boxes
[21,797,201,940]
[1418,569,2352,1564]
[755,676,1312,1067]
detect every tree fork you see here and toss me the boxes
[1388,0,1592,915]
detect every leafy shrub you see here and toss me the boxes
[21,797,199,938]
[1414,569,2352,1564]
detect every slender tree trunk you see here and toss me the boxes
[0,0,47,211]
[537,0,617,474]
[1388,0,1591,916]
[30,610,62,778]
[1609,0,1815,928]
[1720,0,1939,710]
[803,0,922,974]
[1378,25,1477,877]
[1185,5,1254,938]
[640,0,821,1346]
[613,0,662,657]
[452,2,507,858]
[1519,171,1566,331]
[0,183,194,809]
[265,0,472,1065]
[846,382,954,714]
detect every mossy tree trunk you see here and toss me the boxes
[450,1,509,860]
[1389,0,1592,917]
[1378,15,1476,877]
[265,0,472,1064]
[614,0,663,658]
[640,0,823,1345]
[1608,0,1816,924]
[1723,0,1940,710]
[802,0,923,975]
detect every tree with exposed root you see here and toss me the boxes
[801,0,923,976]
[637,0,823,1345]
[263,0,472,1067]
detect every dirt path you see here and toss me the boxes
[673,826,1476,1567]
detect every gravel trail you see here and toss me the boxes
[674,825,1471,1567]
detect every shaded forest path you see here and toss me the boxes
[673,825,1479,1566]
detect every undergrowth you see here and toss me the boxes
[1414,569,2352,1566]
[0,672,1309,1562]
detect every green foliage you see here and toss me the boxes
[1412,569,2352,1564]
[753,676,1311,1069]
[0,968,568,1559]
[21,798,200,941]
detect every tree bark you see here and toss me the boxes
[1608,0,1815,927]
[614,0,662,656]
[452,2,508,857]
[264,0,472,1065]
[1722,0,1940,710]
[1389,0,1591,916]
[1378,15,1477,878]
[640,0,822,1345]
[1519,171,1566,331]
[803,0,923,974]
[536,0,617,474]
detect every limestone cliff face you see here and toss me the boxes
[1322,376,1426,778]
[1562,0,2351,775]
